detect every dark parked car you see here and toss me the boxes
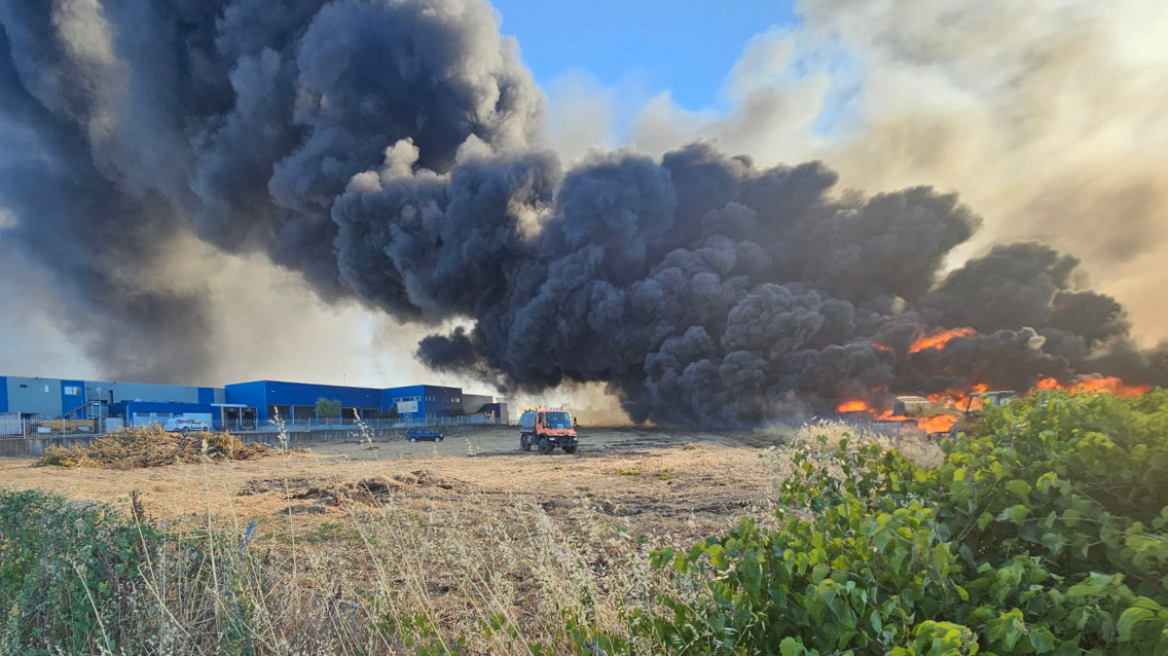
[406,428,444,443]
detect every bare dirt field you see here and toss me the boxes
[0,426,783,541]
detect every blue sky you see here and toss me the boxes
[489,0,799,110]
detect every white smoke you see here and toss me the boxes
[625,0,1168,342]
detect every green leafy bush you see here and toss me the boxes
[0,490,160,655]
[589,389,1168,655]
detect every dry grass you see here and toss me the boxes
[2,423,943,654]
[36,425,275,469]
[782,419,946,468]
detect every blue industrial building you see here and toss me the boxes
[1,373,504,435]
[226,381,470,425]
[225,380,384,426]
[382,385,464,422]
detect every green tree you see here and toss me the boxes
[315,397,341,418]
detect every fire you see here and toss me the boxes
[909,327,976,354]
[834,397,959,434]
[834,374,1153,438]
[917,414,958,434]
[1035,376,1152,398]
[836,399,899,420]
[836,399,874,413]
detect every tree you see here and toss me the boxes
[379,407,400,419]
[315,398,341,418]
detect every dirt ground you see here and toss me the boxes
[0,426,784,540]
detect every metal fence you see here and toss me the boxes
[0,417,103,438]
[257,413,510,431]
[0,412,511,438]
[0,414,22,437]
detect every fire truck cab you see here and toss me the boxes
[519,408,579,455]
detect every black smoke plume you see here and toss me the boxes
[0,0,1162,422]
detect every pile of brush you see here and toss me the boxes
[37,424,273,469]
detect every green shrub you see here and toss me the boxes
[588,389,1168,655]
[0,490,160,655]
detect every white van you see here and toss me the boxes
[164,417,210,434]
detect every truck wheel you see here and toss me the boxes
[562,444,577,455]
[520,435,532,451]
[538,436,552,455]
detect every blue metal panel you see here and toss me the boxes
[383,384,427,421]
[224,381,270,424]
[226,380,384,425]
[197,387,215,404]
[422,385,463,419]
[0,376,7,414]
[260,381,382,409]
[60,379,86,417]
[118,401,217,415]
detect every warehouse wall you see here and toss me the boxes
[224,381,269,423]
[383,385,425,420]
[117,401,217,428]
[86,381,209,404]
[4,377,64,417]
[462,393,494,414]
[0,376,7,414]
[226,380,384,425]
[423,386,462,418]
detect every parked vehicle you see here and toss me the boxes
[164,417,210,435]
[519,409,579,455]
[406,428,444,443]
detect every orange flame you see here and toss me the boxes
[917,414,958,434]
[1035,376,1151,398]
[836,399,874,413]
[909,328,976,354]
[835,372,1152,437]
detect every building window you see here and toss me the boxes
[43,385,50,393]
[64,386,81,396]
[19,384,27,389]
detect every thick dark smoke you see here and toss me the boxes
[0,0,541,380]
[0,0,1162,422]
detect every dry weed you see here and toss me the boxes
[37,425,275,469]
